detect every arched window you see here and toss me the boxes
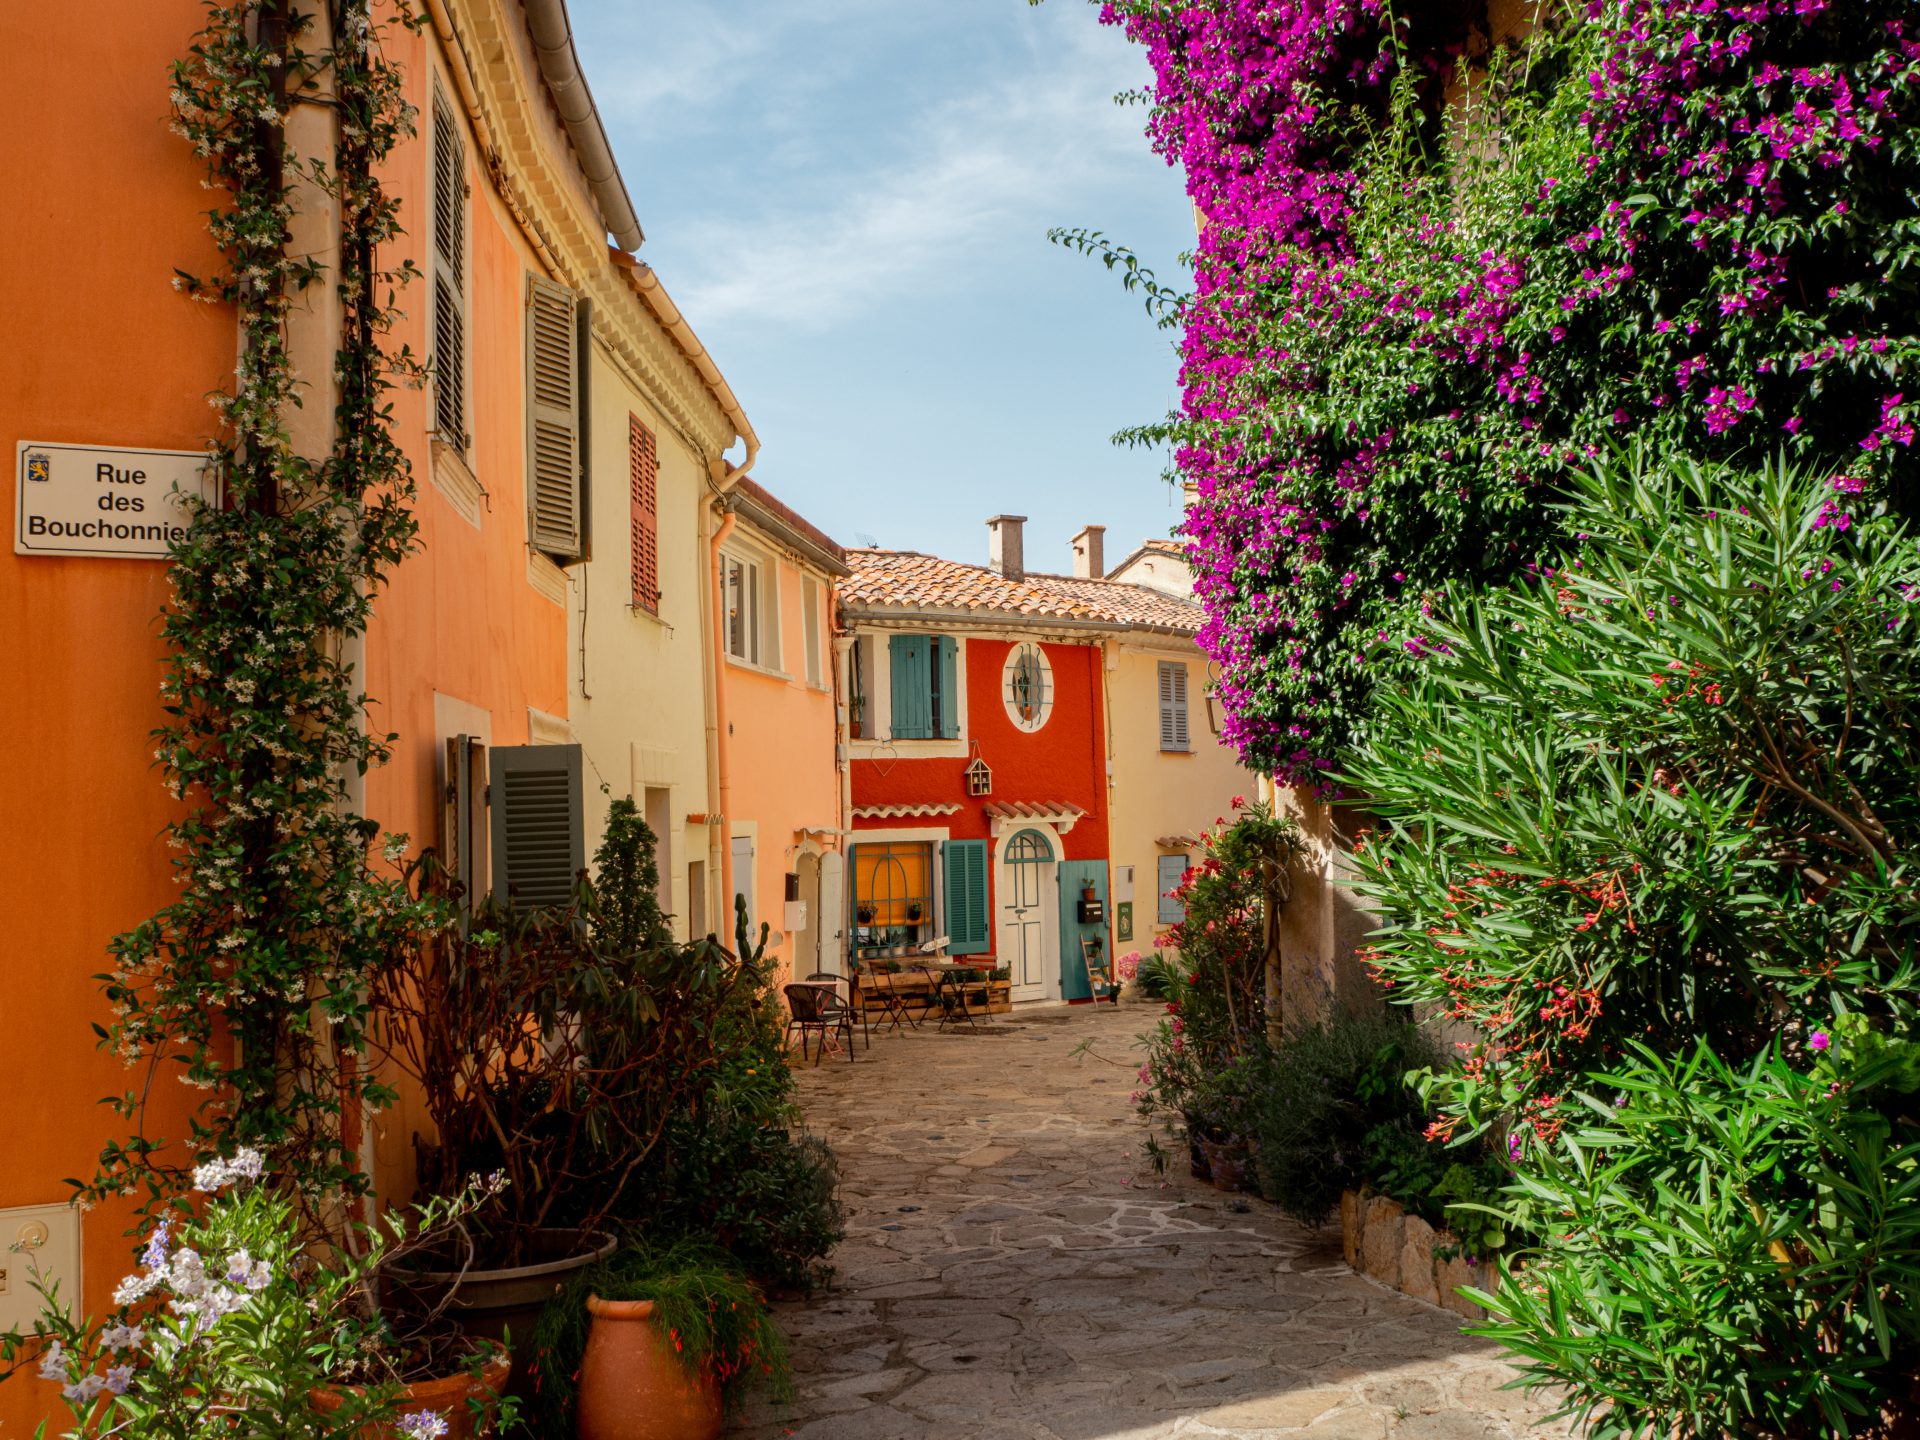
[1003,643,1053,732]
[1004,829,1054,865]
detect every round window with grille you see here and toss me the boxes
[1002,643,1053,732]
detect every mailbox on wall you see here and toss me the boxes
[1076,897,1105,925]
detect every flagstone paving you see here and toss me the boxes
[732,1003,1575,1440]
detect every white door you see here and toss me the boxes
[818,851,845,977]
[1000,832,1056,1002]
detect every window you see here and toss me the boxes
[802,579,824,688]
[942,839,990,955]
[851,842,933,954]
[1157,852,1191,925]
[1158,661,1191,753]
[630,416,659,612]
[430,84,468,452]
[849,635,873,737]
[490,743,585,914]
[1003,642,1053,732]
[889,634,959,740]
[723,551,765,665]
[525,275,589,562]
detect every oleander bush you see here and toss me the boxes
[1348,449,1920,1434]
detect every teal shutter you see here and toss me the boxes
[890,634,933,739]
[943,839,990,955]
[934,636,959,738]
[1157,853,1190,925]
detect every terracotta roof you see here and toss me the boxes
[841,551,1203,635]
[851,803,962,819]
[985,801,1087,832]
[1026,572,1203,634]
[731,478,849,575]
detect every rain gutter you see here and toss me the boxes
[522,0,645,252]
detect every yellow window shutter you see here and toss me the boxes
[525,275,582,561]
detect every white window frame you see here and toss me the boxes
[802,578,825,689]
[1002,641,1054,733]
[722,549,766,667]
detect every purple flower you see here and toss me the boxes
[1809,1031,1831,1051]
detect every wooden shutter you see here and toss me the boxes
[629,415,659,611]
[488,743,584,913]
[890,634,933,739]
[431,88,467,450]
[934,636,959,738]
[1158,661,1190,752]
[526,276,583,561]
[1157,853,1189,925]
[942,839,990,955]
[441,735,487,918]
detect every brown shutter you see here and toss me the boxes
[525,276,583,560]
[431,87,467,451]
[629,415,660,611]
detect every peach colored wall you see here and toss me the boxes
[722,541,841,986]
[359,24,571,1205]
[0,13,566,1427]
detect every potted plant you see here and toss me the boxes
[855,904,875,926]
[905,902,924,923]
[5,1150,520,1440]
[986,965,1013,1013]
[527,1240,791,1440]
[372,820,764,1350]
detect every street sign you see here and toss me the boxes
[15,440,219,560]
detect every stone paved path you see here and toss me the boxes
[733,1004,1573,1440]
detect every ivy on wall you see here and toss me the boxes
[88,0,431,1215]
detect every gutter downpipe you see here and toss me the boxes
[709,505,740,943]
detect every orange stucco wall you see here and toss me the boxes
[0,11,565,1427]
[1,3,236,1423]
[723,549,841,985]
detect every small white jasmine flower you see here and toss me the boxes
[36,1340,66,1381]
[104,1364,135,1396]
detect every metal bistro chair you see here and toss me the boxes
[857,958,920,1034]
[783,981,855,1065]
[930,960,991,1032]
[808,970,868,1050]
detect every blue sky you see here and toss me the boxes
[570,0,1195,574]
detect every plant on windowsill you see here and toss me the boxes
[905,902,924,923]
[855,904,875,926]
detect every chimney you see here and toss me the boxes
[987,514,1027,581]
[1071,524,1106,580]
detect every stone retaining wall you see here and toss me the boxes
[1339,1189,1491,1323]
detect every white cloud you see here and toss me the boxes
[654,9,1159,331]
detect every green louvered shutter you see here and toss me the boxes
[934,636,959,738]
[890,634,933,739]
[943,839,990,955]
[489,743,585,913]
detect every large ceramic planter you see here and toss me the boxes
[390,1228,617,1346]
[312,1346,510,1439]
[575,1296,723,1440]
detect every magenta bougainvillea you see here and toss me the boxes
[1102,0,1920,781]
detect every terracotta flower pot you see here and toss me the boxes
[312,1346,510,1439]
[575,1296,722,1440]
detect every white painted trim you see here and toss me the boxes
[527,707,572,746]
[527,548,568,606]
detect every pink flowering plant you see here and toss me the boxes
[1,1151,514,1438]
[1085,0,1920,781]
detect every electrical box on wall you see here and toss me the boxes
[0,1203,82,1334]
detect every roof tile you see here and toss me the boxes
[841,551,1203,635]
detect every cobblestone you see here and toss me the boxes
[732,1005,1572,1439]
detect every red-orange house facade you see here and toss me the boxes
[839,515,1216,1002]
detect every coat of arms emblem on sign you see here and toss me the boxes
[25,451,51,484]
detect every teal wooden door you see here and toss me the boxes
[1057,860,1110,1002]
